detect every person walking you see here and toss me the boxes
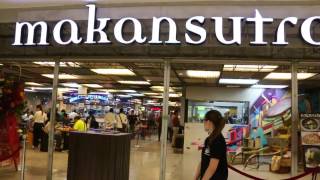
[104,108,116,129]
[194,110,228,180]
[32,105,47,149]
[118,108,128,132]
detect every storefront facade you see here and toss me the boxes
[1,2,320,179]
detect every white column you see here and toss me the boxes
[160,60,170,180]
[47,60,59,180]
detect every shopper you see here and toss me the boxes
[68,110,78,121]
[167,111,173,142]
[104,108,116,129]
[128,110,137,133]
[172,110,180,147]
[32,105,47,149]
[118,108,128,132]
[87,111,99,129]
[157,113,162,142]
[194,110,228,180]
[72,116,87,132]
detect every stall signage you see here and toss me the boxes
[11,4,320,46]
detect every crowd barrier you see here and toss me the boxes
[228,165,318,180]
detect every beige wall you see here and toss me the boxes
[186,86,264,107]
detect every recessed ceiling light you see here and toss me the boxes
[58,88,78,92]
[129,93,145,97]
[224,65,278,72]
[82,84,103,88]
[103,89,137,93]
[186,70,220,78]
[150,86,175,92]
[34,62,80,67]
[251,84,289,89]
[91,69,135,76]
[118,80,150,85]
[61,83,81,88]
[42,74,78,79]
[0,63,3,66]
[219,78,259,85]
[30,87,53,91]
[265,73,317,80]
[25,82,44,86]
[118,94,132,98]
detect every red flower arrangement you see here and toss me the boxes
[0,80,26,122]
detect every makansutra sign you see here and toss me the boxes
[11,4,320,46]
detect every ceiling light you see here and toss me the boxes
[251,84,289,89]
[118,94,132,98]
[30,87,53,91]
[129,93,145,97]
[42,74,78,79]
[104,89,137,93]
[91,69,135,76]
[0,64,3,66]
[186,70,220,78]
[24,88,35,92]
[61,83,81,88]
[89,91,109,95]
[265,73,317,80]
[25,82,43,86]
[144,92,161,96]
[150,86,175,92]
[219,78,259,85]
[58,88,78,92]
[224,65,278,72]
[118,81,150,85]
[34,62,80,67]
[82,84,103,88]
[169,93,182,98]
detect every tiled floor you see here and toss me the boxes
[0,138,314,180]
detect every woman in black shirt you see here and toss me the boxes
[194,110,228,180]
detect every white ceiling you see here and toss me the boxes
[0,0,319,9]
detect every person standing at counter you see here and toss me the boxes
[87,111,99,129]
[32,105,47,149]
[104,108,116,129]
[128,110,137,133]
[118,108,128,132]
[72,116,87,132]
[194,110,228,180]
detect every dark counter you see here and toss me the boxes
[67,131,131,180]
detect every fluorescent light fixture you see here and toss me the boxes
[129,93,145,97]
[265,73,317,80]
[219,78,259,85]
[251,84,288,89]
[224,65,278,72]
[42,74,78,79]
[150,86,174,92]
[151,96,163,99]
[82,84,103,88]
[169,93,182,98]
[61,83,81,88]
[91,69,135,76]
[25,82,43,86]
[186,70,220,78]
[24,88,35,92]
[30,87,53,91]
[118,80,150,85]
[34,62,80,67]
[104,89,137,93]
[89,91,109,95]
[58,88,77,92]
[118,94,132,98]
[0,64,3,66]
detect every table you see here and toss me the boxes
[67,131,131,180]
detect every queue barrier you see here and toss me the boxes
[228,165,318,180]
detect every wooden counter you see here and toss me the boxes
[67,131,131,180]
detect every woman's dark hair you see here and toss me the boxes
[120,108,124,113]
[36,105,43,115]
[205,110,225,144]
[109,108,114,113]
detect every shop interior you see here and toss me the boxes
[1,60,320,179]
